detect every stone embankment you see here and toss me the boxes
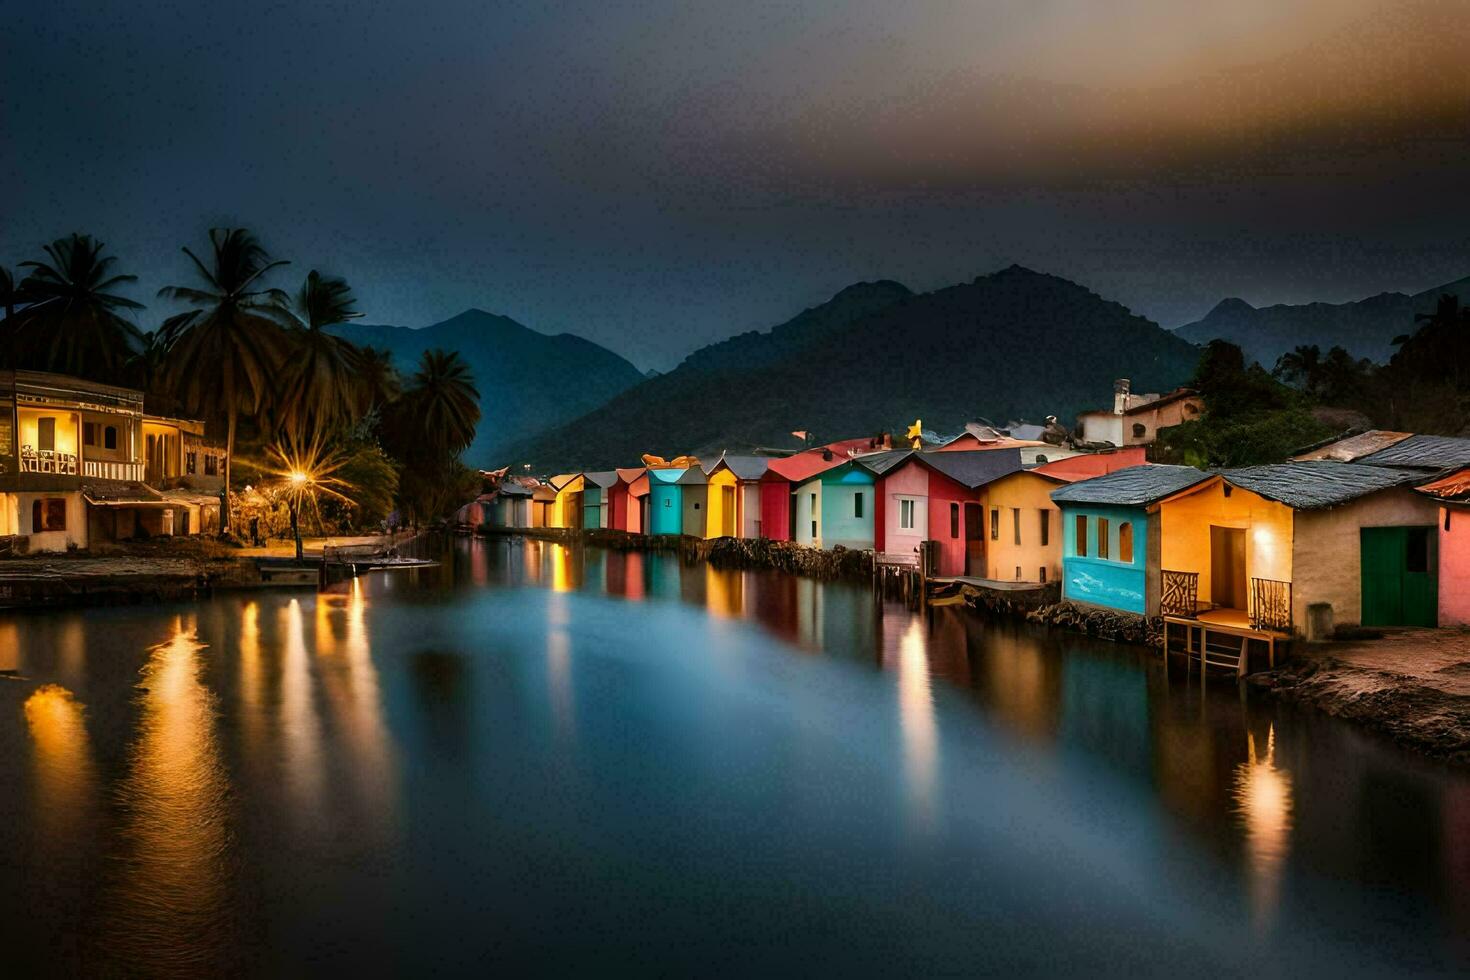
[1025,601,1163,646]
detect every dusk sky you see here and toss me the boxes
[5,0,1467,370]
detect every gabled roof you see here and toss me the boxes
[704,454,772,480]
[675,466,707,485]
[547,473,581,491]
[1051,464,1210,507]
[648,468,686,485]
[1357,434,1470,473]
[919,448,1027,489]
[495,482,535,498]
[614,466,647,484]
[583,470,620,489]
[1123,387,1199,416]
[1417,467,1470,502]
[767,446,851,483]
[855,449,914,476]
[1220,461,1425,509]
[1291,429,1414,463]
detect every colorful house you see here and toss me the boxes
[791,460,877,550]
[582,471,619,529]
[763,439,878,544]
[608,467,646,533]
[489,482,534,528]
[703,455,772,539]
[530,483,555,527]
[1417,468,1470,627]
[1075,380,1203,447]
[867,449,1028,576]
[548,473,584,529]
[1051,464,1212,616]
[647,466,693,535]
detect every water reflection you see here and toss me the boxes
[888,618,938,827]
[280,599,326,826]
[547,591,576,739]
[109,618,233,974]
[1234,725,1293,932]
[24,684,96,845]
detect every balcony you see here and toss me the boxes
[83,459,145,482]
[19,448,78,475]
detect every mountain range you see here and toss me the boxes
[502,266,1202,471]
[331,309,645,466]
[1174,274,1470,368]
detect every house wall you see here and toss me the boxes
[649,479,683,535]
[17,491,87,551]
[80,410,137,463]
[982,471,1063,584]
[628,475,648,534]
[1078,412,1123,446]
[794,479,822,546]
[18,408,81,458]
[1035,448,1147,481]
[581,487,604,529]
[1124,397,1203,445]
[706,469,738,539]
[1292,488,1440,629]
[1158,481,1294,608]
[0,493,16,536]
[820,470,874,550]
[1441,505,1470,626]
[760,479,790,541]
[740,483,761,538]
[681,483,707,537]
[550,476,585,528]
[1060,503,1149,615]
[878,461,929,560]
[926,468,976,577]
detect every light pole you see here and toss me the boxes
[289,470,310,562]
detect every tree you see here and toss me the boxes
[1273,344,1323,393]
[276,270,367,441]
[12,234,144,379]
[356,346,401,410]
[403,348,480,456]
[156,229,295,531]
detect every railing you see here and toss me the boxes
[18,448,78,475]
[1249,577,1293,632]
[82,459,144,481]
[1160,569,1199,617]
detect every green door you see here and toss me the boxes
[1360,527,1438,627]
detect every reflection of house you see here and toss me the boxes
[1052,464,1213,616]
[703,455,772,539]
[1076,380,1202,447]
[1154,462,1439,634]
[1417,468,1470,627]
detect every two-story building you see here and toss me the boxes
[142,414,227,534]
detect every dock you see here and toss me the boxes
[1163,609,1289,677]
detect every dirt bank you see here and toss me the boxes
[1249,629,1470,764]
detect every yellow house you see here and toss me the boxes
[977,470,1068,584]
[703,455,771,539]
[548,473,585,529]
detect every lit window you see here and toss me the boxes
[1119,522,1134,563]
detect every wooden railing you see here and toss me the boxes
[1249,577,1293,632]
[82,459,144,481]
[1160,569,1199,617]
[19,449,78,475]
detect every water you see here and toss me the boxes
[1,536,1467,976]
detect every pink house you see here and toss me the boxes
[1418,468,1470,626]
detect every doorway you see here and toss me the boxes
[963,502,985,577]
[721,486,736,537]
[1361,526,1438,627]
[1210,525,1246,610]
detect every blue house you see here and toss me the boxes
[793,460,876,550]
[1050,464,1210,616]
[582,471,619,528]
[647,468,686,535]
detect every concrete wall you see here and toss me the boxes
[1060,503,1148,615]
[1078,412,1123,446]
[1292,488,1440,629]
[982,471,1063,584]
[794,479,821,546]
[1123,397,1203,446]
[820,479,874,550]
[17,491,87,551]
[878,461,928,560]
[1441,505,1470,626]
[1158,480,1294,608]
[680,483,707,537]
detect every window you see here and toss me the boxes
[186,452,197,474]
[1097,518,1110,560]
[32,498,66,532]
[1132,423,1147,439]
[1039,566,1047,583]
[204,454,218,476]
[37,417,56,452]
[950,503,959,538]
[1015,566,1022,581]
[1012,507,1021,545]
[83,422,97,446]
[693,501,700,510]
[1118,522,1134,564]
[1039,510,1050,546]
[1075,515,1088,557]
[104,426,118,450]
[899,498,915,530]
[990,508,1000,540]
[853,492,863,519]
[1407,527,1430,573]
[811,521,817,538]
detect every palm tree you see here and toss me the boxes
[275,270,367,440]
[0,266,20,370]
[12,234,144,379]
[156,228,295,531]
[405,348,480,456]
[356,345,401,410]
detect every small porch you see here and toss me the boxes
[1161,568,1292,675]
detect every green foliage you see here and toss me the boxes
[12,234,145,379]
[335,440,399,527]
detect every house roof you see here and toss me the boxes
[614,467,647,484]
[82,482,167,505]
[1291,429,1415,462]
[767,446,851,483]
[583,470,620,489]
[854,449,915,476]
[919,449,1026,489]
[494,482,535,498]
[1220,461,1425,509]
[704,454,772,480]
[1357,434,1470,473]
[1124,387,1199,415]
[648,467,686,485]
[547,473,581,491]
[1051,464,1211,507]
[1417,467,1470,501]
[675,466,707,485]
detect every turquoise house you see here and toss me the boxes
[648,468,686,535]
[793,460,876,550]
[1051,464,1209,617]
[582,471,619,528]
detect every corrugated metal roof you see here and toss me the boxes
[1358,434,1470,472]
[1291,430,1414,462]
[583,470,620,489]
[1221,461,1423,509]
[1415,467,1470,501]
[919,448,1026,489]
[705,454,772,480]
[1051,464,1210,506]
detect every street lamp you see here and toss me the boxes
[289,470,312,561]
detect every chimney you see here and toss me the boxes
[1113,379,1131,415]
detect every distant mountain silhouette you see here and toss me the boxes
[332,308,644,466]
[1175,275,1470,368]
[503,266,1201,470]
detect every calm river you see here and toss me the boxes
[1,536,1468,975]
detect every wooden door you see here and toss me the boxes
[964,502,985,577]
[721,486,736,537]
[1210,526,1246,610]
[1361,527,1438,627]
